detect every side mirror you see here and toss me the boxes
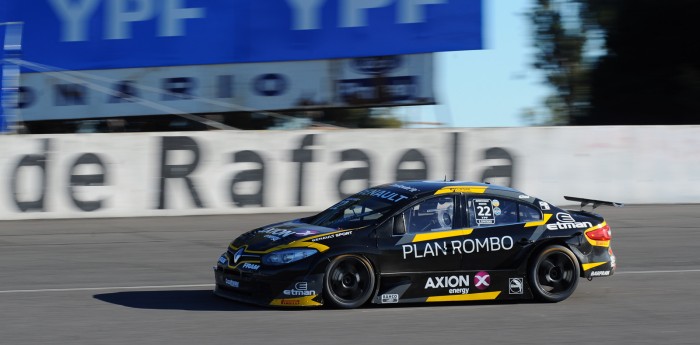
[393,213,406,236]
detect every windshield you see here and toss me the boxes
[306,196,395,229]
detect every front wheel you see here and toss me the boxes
[528,245,580,303]
[323,255,376,309]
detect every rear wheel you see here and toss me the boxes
[528,245,580,302]
[323,255,376,309]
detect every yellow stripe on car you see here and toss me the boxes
[269,295,322,307]
[582,262,608,271]
[524,213,553,227]
[434,186,488,195]
[230,241,330,254]
[412,228,474,243]
[426,291,501,302]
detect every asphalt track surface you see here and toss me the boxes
[1,205,700,345]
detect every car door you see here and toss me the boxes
[375,194,466,273]
[459,194,543,272]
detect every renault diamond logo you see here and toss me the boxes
[234,248,244,263]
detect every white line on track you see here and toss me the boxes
[0,284,214,294]
[615,269,700,275]
[1,269,700,294]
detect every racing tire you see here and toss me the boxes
[323,255,376,309]
[528,245,580,303]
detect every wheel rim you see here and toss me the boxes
[328,258,371,303]
[536,251,576,295]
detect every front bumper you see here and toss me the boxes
[213,264,324,307]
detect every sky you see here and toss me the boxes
[407,0,552,128]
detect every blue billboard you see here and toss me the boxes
[2,0,482,71]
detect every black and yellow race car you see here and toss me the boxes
[214,181,620,308]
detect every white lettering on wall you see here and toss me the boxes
[340,0,393,28]
[286,0,325,30]
[50,0,206,41]
[160,0,206,37]
[398,0,446,24]
[49,0,100,42]
[106,0,155,40]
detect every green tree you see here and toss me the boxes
[580,0,700,125]
[529,0,591,125]
[531,0,700,125]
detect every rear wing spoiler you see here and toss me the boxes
[564,196,624,210]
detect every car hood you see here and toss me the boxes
[233,221,340,251]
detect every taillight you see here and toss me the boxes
[586,224,612,241]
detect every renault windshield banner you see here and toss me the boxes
[20,54,434,121]
[4,0,482,71]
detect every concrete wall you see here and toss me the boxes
[1,126,697,219]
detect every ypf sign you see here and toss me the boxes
[5,0,482,70]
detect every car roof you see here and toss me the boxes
[375,180,526,199]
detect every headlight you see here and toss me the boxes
[262,248,318,266]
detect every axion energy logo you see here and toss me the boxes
[474,271,490,291]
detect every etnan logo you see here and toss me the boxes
[283,281,316,296]
[474,271,490,291]
[556,212,576,223]
[547,212,592,230]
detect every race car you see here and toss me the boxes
[214,181,621,308]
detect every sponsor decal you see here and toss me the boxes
[218,255,228,265]
[283,282,316,296]
[357,188,408,203]
[241,263,260,270]
[610,248,617,269]
[310,231,352,242]
[473,199,495,225]
[546,222,593,230]
[474,271,490,291]
[225,278,240,288]
[381,294,400,304]
[518,195,530,199]
[509,278,523,294]
[259,227,295,238]
[493,207,502,216]
[425,275,470,294]
[539,201,551,210]
[233,248,244,263]
[390,184,419,193]
[546,212,592,230]
[556,212,575,223]
[281,299,300,305]
[590,270,611,277]
[260,227,318,240]
[401,236,514,259]
[264,234,283,241]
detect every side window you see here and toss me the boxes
[518,203,542,222]
[403,196,455,233]
[467,197,517,227]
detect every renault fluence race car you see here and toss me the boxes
[214,181,620,308]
